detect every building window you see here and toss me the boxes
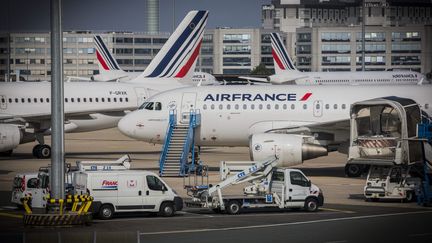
[223,45,251,55]
[322,44,351,54]
[223,57,251,67]
[321,32,350,42]
[297,33,312,42]
[223,34,251,44]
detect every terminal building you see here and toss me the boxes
[0,0,431,81]
[262,0,432,73]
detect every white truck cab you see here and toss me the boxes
[73,170,183,219]
[186,157,324,214]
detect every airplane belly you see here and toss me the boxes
[68,113,123,133]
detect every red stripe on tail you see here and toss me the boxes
[175,40,202,78]
[272,49,285,70]
[96,51,110,70]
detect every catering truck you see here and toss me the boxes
[73,170,183,219]
[185,156,323,214]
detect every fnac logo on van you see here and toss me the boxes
[102,180,118,190]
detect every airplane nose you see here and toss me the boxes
[118,113,136,138]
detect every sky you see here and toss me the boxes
[0,0,271,33]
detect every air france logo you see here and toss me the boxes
[253,143,262,152]
[203,93,312,102]
[101,180,118,190]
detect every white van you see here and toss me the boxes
[73,170,183,219]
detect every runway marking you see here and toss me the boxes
[94,211,339,223]
[139,210,432,235]
[177,211,214,218]
[320,207,355,213]
[409,233,432,237]
[0,212,23,219]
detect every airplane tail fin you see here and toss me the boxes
[94,35,123,72]
[137,10,209,80]
[270,33,297,74]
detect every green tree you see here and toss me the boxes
[250,63,273,76]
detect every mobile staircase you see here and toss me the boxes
[159,110,201,177]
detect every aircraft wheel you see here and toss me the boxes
[345,164,363,177]
[32,144,42,157]
[35,144,51,159]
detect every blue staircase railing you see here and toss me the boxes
[159,110,177,175]
[179,110,201,176]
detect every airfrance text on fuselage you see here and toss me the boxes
[204,93,298,102]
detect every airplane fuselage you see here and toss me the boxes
[118,85,432,146]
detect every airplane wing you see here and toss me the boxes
[0,106,135,124]
[267,119,350,135]
[238,76,269,83]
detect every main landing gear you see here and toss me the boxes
[32,144,51,159]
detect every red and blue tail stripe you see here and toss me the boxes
[144,10,208,78]
[94,35,121,71]
[270,33,296,71]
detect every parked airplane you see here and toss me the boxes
[241,33,428,85]
[92,35,218,85]
[117,84,432,174]
[0,10,209,158]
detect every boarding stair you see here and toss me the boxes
[159,110,200,177]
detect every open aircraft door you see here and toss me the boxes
[180,92,197,123]
[313,100,323,117]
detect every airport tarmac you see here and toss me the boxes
[0,128,431,243]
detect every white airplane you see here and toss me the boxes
[117,84,432,171]
[0,10,209,158]
[92,34,218,85]
[241,33,428,85]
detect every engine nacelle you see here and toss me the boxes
[249,133,328,167]
[0,124,22,152]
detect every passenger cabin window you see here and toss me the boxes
[146,175,165,191]
[290,171,309,187]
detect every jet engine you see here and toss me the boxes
[249,133,328,167]
[0,124,23,152]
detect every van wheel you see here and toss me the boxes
[226,201,241,215]
[99,204,114,220]
[405,191,415,202]
[304,198,319,212]
[159,202,175,217]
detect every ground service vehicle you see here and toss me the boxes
[185,156,323,214]
[73,170,183,219]
[364,165,420,201]
[11,172,49,208]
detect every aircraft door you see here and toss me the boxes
[180,92,197,123]
[134,88,148,106]
[0,95,6,110]
[313,100,323,117]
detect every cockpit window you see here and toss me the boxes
[138,102,162,111]
[155,102,162,111]
[139,102,154,110]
